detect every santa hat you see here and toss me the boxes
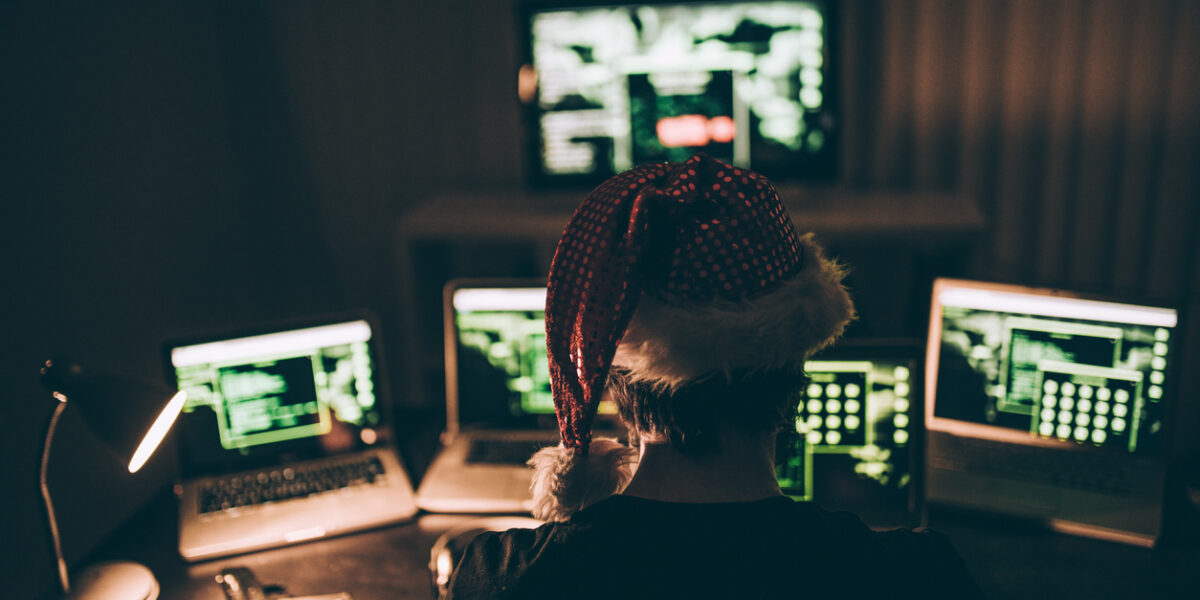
[529,154,855,521]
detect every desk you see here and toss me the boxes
[80,487,1198,600]
[927,508,1197,598]
[81,489,479,600]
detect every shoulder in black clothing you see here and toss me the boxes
[447,495,983,599]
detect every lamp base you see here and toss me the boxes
[66,561,159,600]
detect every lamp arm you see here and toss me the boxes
[40,398,70,595]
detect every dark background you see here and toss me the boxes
[2,1,1198,598]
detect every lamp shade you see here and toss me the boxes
[40,358,186,473]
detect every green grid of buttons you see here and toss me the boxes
[797,372,868,447]
[1035,376,1135,445]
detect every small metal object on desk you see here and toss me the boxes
[217,568,268,600]
[216,566,353,600]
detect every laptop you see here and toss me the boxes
[416,280,621,513]
[924,278,1177,547]
[776,340,926,529]
[165,313,419,561]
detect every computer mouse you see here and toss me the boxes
[67,560,159,600]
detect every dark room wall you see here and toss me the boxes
[3,1,1198,599]
[1,3,345,598]
[834,0,1200,454]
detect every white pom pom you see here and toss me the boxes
[528,438,638,522]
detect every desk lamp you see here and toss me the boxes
[39,358,187,600]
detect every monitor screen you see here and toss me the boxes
[449,285,618,428]
[776,351,918,513]
[453,287,555,418]
[927,280,1177,456]
[521,0,837,186]
[169,319,388,477]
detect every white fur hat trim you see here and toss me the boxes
[611,232,855,392]
[528,437,639,522]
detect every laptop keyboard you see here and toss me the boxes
[198,456,385,514]
[466,439,556,465]
[937,437,1133,496]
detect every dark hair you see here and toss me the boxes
[607,368,806,456]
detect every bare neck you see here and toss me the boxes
[620,429,783,503]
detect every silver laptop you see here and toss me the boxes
[776,340,926,529]
[416,280,620,513]
[166,313,418,560]
[924,278,1177,547]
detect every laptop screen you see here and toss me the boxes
[447,283,618,430]
[776,343,921,516]
[168,317,390,477]
[926,279,1177,456]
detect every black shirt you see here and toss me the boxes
[448,495,983,599]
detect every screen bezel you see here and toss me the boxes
[924,278,1179,457]
[516,0,841,189]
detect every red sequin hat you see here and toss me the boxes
[530,154,855,521]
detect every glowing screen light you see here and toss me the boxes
[171,319,385,467]
[526,1,836,182]
[776,357,915,505]
[932,281,1177,455]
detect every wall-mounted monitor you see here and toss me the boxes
[519,0,838,187]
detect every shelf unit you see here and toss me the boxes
[395,187,986,407]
